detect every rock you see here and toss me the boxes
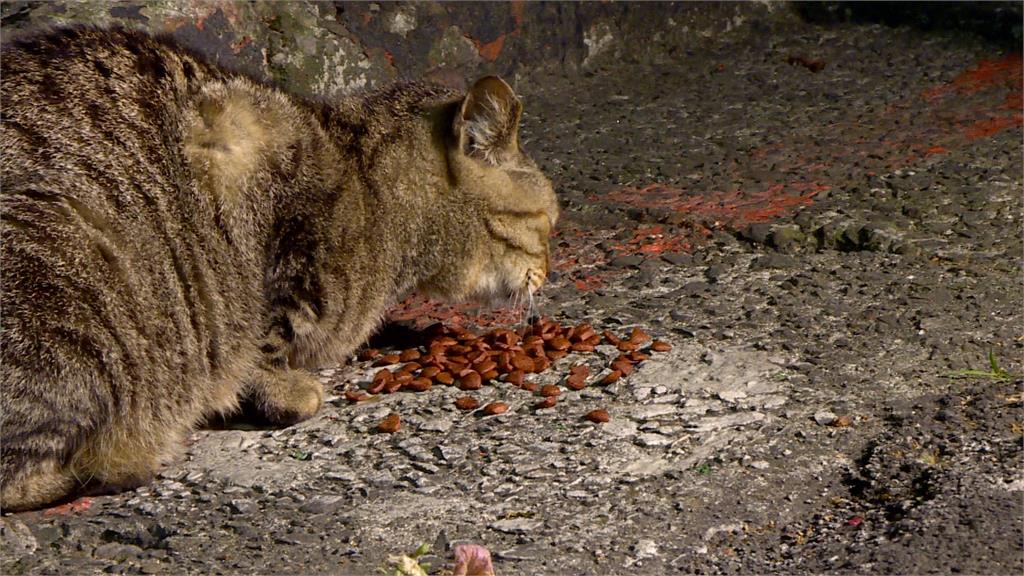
[688,412,766,432]
[610,254,644,268]
[298,495,346,515]
[94,542,144,561]
[489,518,543,535]
[813,411,837,426]
[0,517,38,557]
[632,539,660,559]
[418,417,453,433]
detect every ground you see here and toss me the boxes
[2,19,1022,576]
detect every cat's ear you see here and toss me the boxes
[454,75,522,164]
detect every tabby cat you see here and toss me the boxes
[0,27,558,511]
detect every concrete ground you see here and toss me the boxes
[2,17,1022,576]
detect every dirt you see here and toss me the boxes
[2,17,1022,576]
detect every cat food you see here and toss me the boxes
[454,396,479,411]
[482,402,509,416]
[343,319,672,423]
[377,413,401,433]
[584,409,610,423]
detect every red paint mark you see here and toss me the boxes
[383,49,395,67]
[474,34,506,63]
[962,114,1024,140]
[43,497,92,516]
[846,516,864,527]
[923,145,948,155]
[607,182,826,228]
[923,54,1023,101]
[613,225,692,255]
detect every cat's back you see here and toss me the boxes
[1,27,259,383]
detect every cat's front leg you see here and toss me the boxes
[246,323,324,426]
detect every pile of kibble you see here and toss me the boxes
[341,319,672,432]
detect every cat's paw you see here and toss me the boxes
[249,369,324,426]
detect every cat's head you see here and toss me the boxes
[439,76,559,308]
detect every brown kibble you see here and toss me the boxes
[454,396,479,411]
[458,371,483,390]
[481,369,499,381]
[616,341,638,352]
[540,384,561,397]
[420,365,441,379]
[344,390,368,403]
[599,370,622,385]
[384,379,404,394]
[627,351,650,362]
[377,413,401,433]
[548,336,571,351]
[584,409,610,423]
[570,364,590,378]
[446,361,468,374]
[519,380,538,392]
[482,402,509,416]
[650,340,672,352]
[399,362,422,374]
[393,372,414,385]
[611,359,634,376]
[357,348,378,361]
[534,357,551,372]
[584,335,602,346]
[546,349,568,361]
[533,396,557,410]
[474,360,497,374]
[602,330,622,345]
[374,353,401,366]
[629,327,651,344]
[565,373,586,391]
[433,336,457,347]
[434,371,455,385]
[573,325,596,343]
[570,342,595,353]
[399,348,421,362]
[511,355,535,373]
[407,377,432,392]
[504,370,525,386]
[831,415,853,428]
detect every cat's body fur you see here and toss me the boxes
[1,27,557,511]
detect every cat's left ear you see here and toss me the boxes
[454,75,522,164]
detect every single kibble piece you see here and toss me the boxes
[512,355,535,373]
[357,348,379,361]
[565,373,586,391]
[407,377,432,392]
[540,384,561,397]
[650,340,672,352]
[482,402,509,416]
[611,360,634,376]
[344,390,367,403]
[399,349,422,362]
[549,336,571,351]
[629,327,651,344]
[602,330,622,345]
[519,381,538,392]
[534,397,557,410]
[419,366,441,379]
[377,413,401,433]
[569,364,590,378]
[616,341,638,352]
[599,370,622,385]
[454,396,479,411]
[504,370,525,386]
[584,409,610,423]
[458,371,483,390]
[374,353,401,366]
[831,415,853,427]
[399,362,421,374]
[434,371,455,385]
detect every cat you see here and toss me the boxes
[0,26,558,511]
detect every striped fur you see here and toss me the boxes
[0,27,557,511]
